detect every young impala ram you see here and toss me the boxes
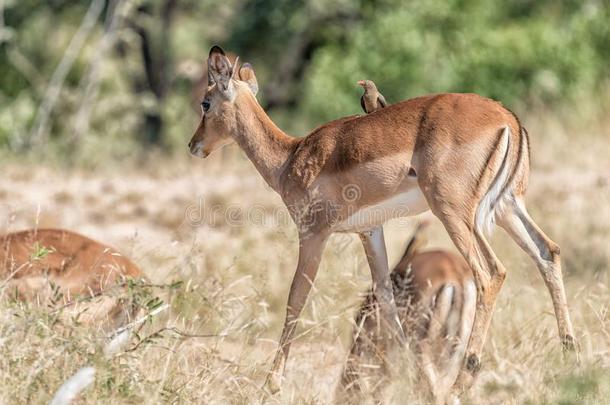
[0,228,142,329]
[188,46,575,396]
[340,223,475,403]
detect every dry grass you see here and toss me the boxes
[0,119,609,404]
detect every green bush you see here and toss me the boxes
[302,0,610,123]
[1,0,609,160]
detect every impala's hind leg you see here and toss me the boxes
[498,195,575,349]
[432,214,507,393]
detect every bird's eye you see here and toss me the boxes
[201,99,211,112]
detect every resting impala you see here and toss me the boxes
[340,222,475,403]
[1,228,142,329]
[189,45,575,396]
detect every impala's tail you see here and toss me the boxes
[476,125,529,235]
[393,221,428,276]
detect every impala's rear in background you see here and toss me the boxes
[0,1,609,403]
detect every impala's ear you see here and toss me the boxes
[208,45,234,93]
[239,63,259,96]
[393,221,429,276]
[231,56,240,79]
[207,62,215,86]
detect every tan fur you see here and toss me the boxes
[189,46,574,397]
[0,229,142,330]
[340,226,475,404]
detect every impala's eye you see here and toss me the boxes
[201,99,211,112]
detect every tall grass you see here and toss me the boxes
[0,114,608,403]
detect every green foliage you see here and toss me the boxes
[0,0,609,161]
[30,242,55,261]
[302,0,610,123]
[555,368,605,404]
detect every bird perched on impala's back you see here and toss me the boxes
[357,80,387,114]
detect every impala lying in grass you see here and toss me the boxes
[340,223,475,403]
[0,228,142,330]
[188,45,575,397]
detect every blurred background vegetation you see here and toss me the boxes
[0,0,609,166]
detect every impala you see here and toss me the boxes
[340,222,475,403]
[0,228,142,329]
[189,45,575,395]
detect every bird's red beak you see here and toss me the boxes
[357,80,365,87]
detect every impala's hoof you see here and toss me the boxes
[450,356,479,396]
[263,373,282,395]
[465,353,481,375]
[561,335,581,365]
[561,335,577,352]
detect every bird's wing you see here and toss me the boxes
[377,93,387,108]
[360,95,367,113]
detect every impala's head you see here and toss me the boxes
[357,80,377,92]
[189,46,259,158]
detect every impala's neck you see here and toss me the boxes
[232,92,296,192]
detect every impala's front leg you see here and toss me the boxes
[264,232,328,394]
[360,226,407,347]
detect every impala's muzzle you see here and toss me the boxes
[188,140,209,158]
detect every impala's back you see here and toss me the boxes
[340,227,476,403]
[0,229,142,329]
